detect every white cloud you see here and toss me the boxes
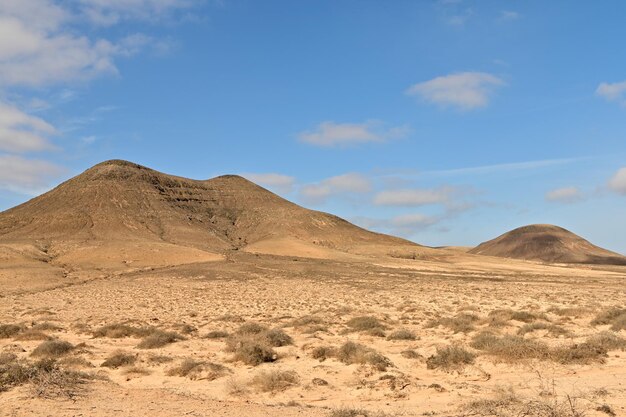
[0,101,56,153]
[596,81,626,105]
[608,168,626,195]
[374,187,453,206]
[0,155,65,194]
[390,213,439,228]
[299,173,372,204]
[298,121,410,147]
[499,10,520,21]
[406,72,505,110]
[545,186,583,203]
[242,173,296,194]
[78,0,195,26]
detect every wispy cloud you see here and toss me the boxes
[78,0,197,26]
[596,81,626,105]
[498,10,521,21]
[374,187,453,207]
[407,72,504,110]
[0,154,65,194]
[0,102,57,153]
[241,173,296,194]
[420,157,583,178]
[545,186,584,203]
[299,173,372,204]
[298,121,410,147]
[608,167,626,195]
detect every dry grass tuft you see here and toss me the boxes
[335,341,393,371]
[93,323,157,339]
[250,369,299,392]
[426,345,476,371]
[426,313,479,333]
[387,329,416,340]
[0,324,25,339]
[225,336,277,366]
[517,322,570,337]
[136,330,184,349]
[0,356,91,399]
[346,316,385,332]
[167,358,229,380]
[14,330,51,341]
[101,351,137,368]
[204,330,229,339]
[591,307,626,326]
[311,346,336,361]
[31,340,74,358]
[328,408,371,417]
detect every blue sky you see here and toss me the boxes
[1,0,626,252]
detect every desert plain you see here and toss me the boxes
[0,160,625,417]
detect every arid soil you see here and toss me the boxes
[1,251,625,417]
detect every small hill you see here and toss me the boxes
[0,160,422,269]
[469,224,626,265]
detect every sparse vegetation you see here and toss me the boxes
[0,356,91,399]
[328,408,371,417]
[250,369,299,392]
[0,324,25,339]
[517,322,569,337]
[335,341,393,371]
[591,307,626,326]
[346,316,385,332]
[387,328,416,340]
[311,345,336,361]
[101,351,137,368]
[204,330,229,339]
[426,345,476,371]
[225,336,277,366]
[136,330,184,349]
[426,313,479,333]
[14,330,50,341]
[31,340,74,358]
[167,359,228,380]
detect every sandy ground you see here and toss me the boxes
[1,251,626,417]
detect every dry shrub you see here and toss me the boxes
[289,315,325,328]
[137,330,184,349]
[172,323,197,335]
[225,377,249,396]
[329,408,371,417]
[236,322,268,335]
[263,328,293,347]
[225,336,277,366]
[122,366,151,377]
[463,385,588,417]
[426,313,479,333]
[471,332,550,361]
[167,358,228,380]
[0,324,25,339]
[92,323,156,339]
[101,351,137,368]
[401,349,422,359]
[387,329,416,340]
[346,316,385,332]
[31,340,74,358]
[0,356,90,399]
[611,314,626,331]
[205,330,229,339]
[311,346,336,361]
[14,330,51,341]
[335,341,393,371]
[31,322,62,331]
[547,306,591,318]
[591,307,626,326]
[426,345,476,371]
[251,369,299,392]
[484,309,546,328]
[517,322,570,337]
[471,331,620,364]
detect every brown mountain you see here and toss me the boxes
[469,224,626,265]
[0,160,422,271]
